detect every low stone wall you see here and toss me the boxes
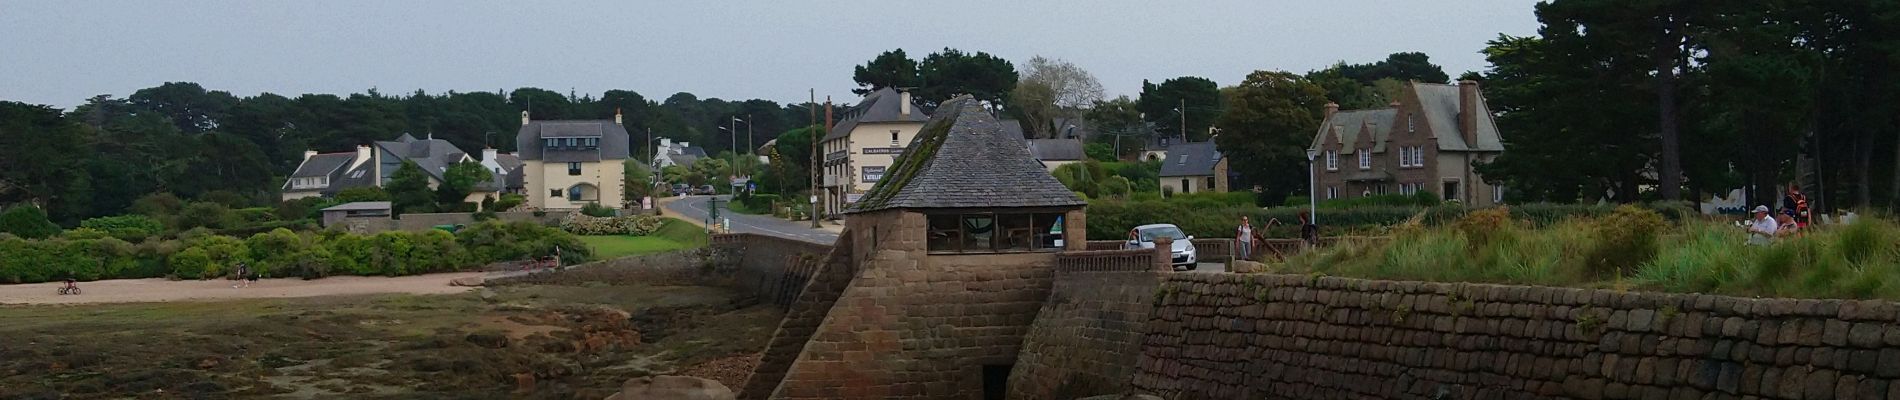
[739,231,854,400]
[1131,273,1900,400]
[1056,249,1162,273]
[1008,268,1166,399]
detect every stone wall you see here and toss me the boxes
[1007,266,1166,400]
[1131,273,1900,400]
[765,209,1059,399]
[712,233,833,308]
[739,230,855,400]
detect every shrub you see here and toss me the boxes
[0,205,61,239]
[81,215,165,241]
[1585,205,1668,278]
[1454,207,1515,248]
[580,202,617,217]
[492,194,526,212]
[560,213,665,236]
[335,187,391,203]
[175,202,232,230]
[1099,176,1132,197]
[457,220,590,264]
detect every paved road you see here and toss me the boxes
[668,195,840,245]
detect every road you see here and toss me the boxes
[668,195,840,245]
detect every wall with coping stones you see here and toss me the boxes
[738,230,855,400]
[1131,273,1900,400]
[712,233,833,308]
[1006,267,1166,400]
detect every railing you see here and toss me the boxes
[1056,249,1160,273]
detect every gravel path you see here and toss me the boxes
[0,272,486,305]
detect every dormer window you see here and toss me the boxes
[1407,114,1416,133]
[1358,150,1371,170]
[1325,150,1339,171]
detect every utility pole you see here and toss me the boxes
[730,116,738,191]
[746,113,754,184]
[1179,98,1187,142]
[809,89,821,229]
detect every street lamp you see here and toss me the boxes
[1305,149,1319,227]
[733,115,752,189]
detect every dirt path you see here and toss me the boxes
[0,272,484,305]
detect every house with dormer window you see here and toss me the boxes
[282,133,516,203]
[515,110,632,210]
[1308,81,1506,205]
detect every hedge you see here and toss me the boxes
[1083,200,1682,241]
[0,221,587,284]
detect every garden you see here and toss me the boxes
[1274,205,1900,300]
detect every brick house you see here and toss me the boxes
[1308,81,1506,205]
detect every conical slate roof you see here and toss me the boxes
[846,96,1086,214]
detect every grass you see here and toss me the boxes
[0,277,781,399]
[1279,206,1900,300]
[580,218,709,260]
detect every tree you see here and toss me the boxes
[624,159,652,205]
[1009,81,1059,138]
[334,187,391,203]
[1213,70,1329,204]
[916,48,1019,109]
[1137,77,1223,142]
[435,161,493,211]
[1334,52,1452,84]
[852,49,922,95]
[1085,96,1146,159]
[0,205,61,239]
[386,161,434,214]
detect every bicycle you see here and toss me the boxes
[57,281,81,295]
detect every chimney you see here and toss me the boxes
[351,145,372,170]
[303,150,319,161]
[520,110,530,126]
[824,97,835,133]
[483,148,498,163]
[1458,80,1480,147]
[899,90,913,118]
[614,108,624,125]
[660,138,672,150]
[1323,102,1339,120]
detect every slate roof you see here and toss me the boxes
[822,88,928,142]
[1158,141,1224,177]
[1026,138,1085,162]
[515,120,633,161]
[375,136,469,182]
[290,154,354,178]
[1309,82,1503,154]
[846,96,1086,214]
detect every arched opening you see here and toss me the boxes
[566,183,599,202]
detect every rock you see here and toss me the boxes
[605,375,734,400]
[1076,395,1164,400]
[478,288,498,300]
[466,332,510,349]
[451,276,486,287]
[1229,260,1266,273]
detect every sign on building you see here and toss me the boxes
[845,193,864,203]
[862,166,885,183]
[863,147,904,155]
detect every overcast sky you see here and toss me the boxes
[2,1,1541,110]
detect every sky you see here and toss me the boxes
[1,1,1542,110]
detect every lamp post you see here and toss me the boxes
[733,115,752,190]
[1305,149,1319,227]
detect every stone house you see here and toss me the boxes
[515,110,633,210]
[762,96,1088,399]
[1157,141,1228,194]
[282,133,516,204]
[1308,81,1505,205]
[819,87,929,218]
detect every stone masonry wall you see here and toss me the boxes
[713,233,833,308]
[1006,267,1165,400]
[1132,273,1900,400]
[739,230,854,400]
[767,210,1058,399]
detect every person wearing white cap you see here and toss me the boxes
[1747,205,1779,245]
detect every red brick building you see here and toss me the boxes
[1308,81,1506,206]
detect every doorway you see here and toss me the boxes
[982,364,1013,400]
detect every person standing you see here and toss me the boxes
[232,263,252,289]
[1235,216,1264,261]
[1747,205,1779,245]
[1298,212,1320,247]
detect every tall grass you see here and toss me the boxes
[1280,208,1900,300]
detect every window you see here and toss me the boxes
[1399,147,1411,167]
[1325,150,1338,171]
[550,189,563,198]
[1358,150,1371,169]
[1443,181,1461,201]
[585,137,598,148]
[1206,177,1216,191]
[1180,179,1191,194]
[568,185,585,201]
[568,162,582,176]
[1177,155,1189,166]
[1407,114,1415,133]
[927,212,1068,253]
[1493,185,1506,204]
[890,130,900,145]
[1326,186,1338,199]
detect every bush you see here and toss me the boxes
[1585,205,1668,278]
[1454,207,1515,248]
[1084,142,1117,162]
[457,220,591,264]
[560,213,665,236]
[0,205,61,239]
[335,187,391,203]
[175,202,232,230]
[492,194,526,212]
[580,202,617,217]
[81,215,165,241]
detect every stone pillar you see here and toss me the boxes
[1064,209,1087,251]
[1152,236,1172,272]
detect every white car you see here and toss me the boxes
[1125,223,1198,270]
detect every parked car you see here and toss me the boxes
[671,183,690,195]
[1125,223,1198,270]
[696,185,716,195]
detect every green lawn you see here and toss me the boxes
[580,218,710,259]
